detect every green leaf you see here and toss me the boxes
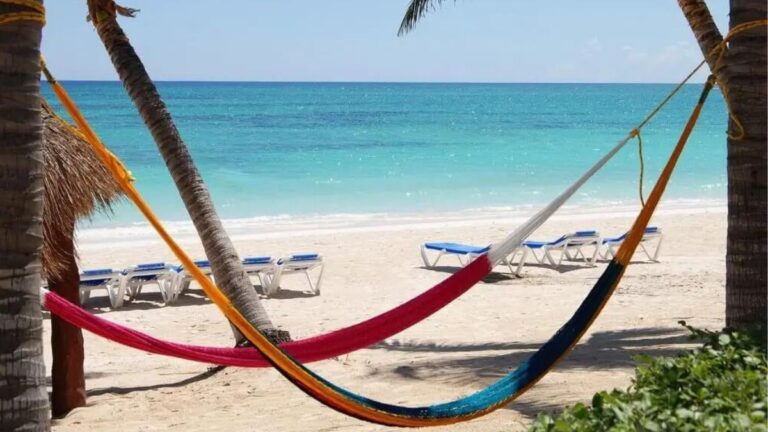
[642,420,660,431]
[719,334,732,347]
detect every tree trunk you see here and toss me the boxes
[0,0,50,430]
[677,0,725,72]
[47,220,86,418]
[724,0,766,330]
[86,1,288,343]
[679,0,767,332]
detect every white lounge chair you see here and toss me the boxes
[420,242,528,276]
[172,259,214,298]
[265,253,324,296]
[523,230,602,268]
[241,256,278,290]
[172,256,279,297]
[79,268,127,309]
[601,226,663,262]
[123,262,178,305]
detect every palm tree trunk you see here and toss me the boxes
[86,1,288,343]
[0,0,50,429]
[724,0,766,330]
[678,0,767,331]
[677,0,725,72]
[47,220,86,418]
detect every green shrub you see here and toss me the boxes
[530,323,767,432]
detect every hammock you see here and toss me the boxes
[40,64,671,367]
[43,58,714,425]
[177,78,714,427]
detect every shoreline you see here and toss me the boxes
[76,199,726,250]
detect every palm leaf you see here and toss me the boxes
[398,0,454,36]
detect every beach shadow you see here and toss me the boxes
[46,371,113,387]
[86,366,225,397]
[80,291,213,314]
[373,326,692,388]
[594,258,659,266]
[418,266,520,284]
[518,262,598,274]
[261,289,318,300]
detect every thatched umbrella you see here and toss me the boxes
[41,102,124,417]
[41,104,123,277]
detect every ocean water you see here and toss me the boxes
[43,82,727,228]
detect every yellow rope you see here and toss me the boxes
[630,128,646,207]
[40,61,135,183]
[706,19,768,140]
[0,0,45,25]
[37,42,731,426]
[1,0,43,13]
[41,98,136,182]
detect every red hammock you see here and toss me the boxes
[44,257,491,367]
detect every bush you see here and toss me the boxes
[530,322,767,432]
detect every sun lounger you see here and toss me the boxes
[241,256,278,290]
[265,253,324,296]
[172,259,214,298]
[523,230,602,268]
[123,262,178,305]
[420,242,528,276]
[601,226,663,261]
[79,268,127,309]
[171,254,322,299]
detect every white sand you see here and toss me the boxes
[47,204,726,431]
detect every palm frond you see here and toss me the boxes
[398,0,453,36]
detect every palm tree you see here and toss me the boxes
[399,0,767,331]
[675,0,766,331]
[84,0,289,343]
[0,0,50,429]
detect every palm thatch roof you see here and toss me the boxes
[42,104,124,277]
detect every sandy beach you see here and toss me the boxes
[46,203,727,431]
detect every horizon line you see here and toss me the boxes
[48,79,710,85]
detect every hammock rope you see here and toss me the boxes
[40,19,765,427]
[43,52,716,424]
[40,58,703,370]
[632,128,646,207]
[0,0,45,26]
[155,77,715,427]
[197,76,716,427]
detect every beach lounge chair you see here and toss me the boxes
[523,230,602,268]
[241,256,279,290]
[601,226,663,262]
[265,253,324,296]
[420,242,528,276]
[172,256,280,297]
[172,259,214,299]
[123,262,179,305]
[79,268,127,309]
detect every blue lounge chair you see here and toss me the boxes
[420,242,528,276]
[123,262,178,305]
[267,253,324,296]
[601,226,663,262]
[79,268,126,309]
[241,256,278,290]
[172,259,214,298]
[523,230,602,268]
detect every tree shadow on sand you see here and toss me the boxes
[86,366,226,397]
[76,290,213,315]
[418,265,521,283]
[370,326,692,388]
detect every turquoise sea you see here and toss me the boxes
[43,82,727,228]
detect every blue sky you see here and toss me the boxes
[42,1,729,83]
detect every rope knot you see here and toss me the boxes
[629,128,640,138]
